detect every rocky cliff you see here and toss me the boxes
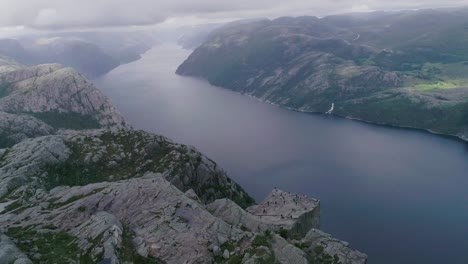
[177,9,468,142]
[0,62,127,148]
[0,58,367,263]
[0,130,367,264]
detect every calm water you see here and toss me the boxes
[95,44,468,264]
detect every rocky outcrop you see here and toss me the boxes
[1,175,366,264]
[0,57,23,74]
[0,111,54,147]
[0,127,367,264]
[208,188,320,238]
[1,175,247,263]
[271,234,308,264]
[0,129,366,263]
[0,129,253,207]
[300,229,368,264]
[0,64,126,127]
[207,189,366,264]
[0,232,32,264]
[70,212,124,264]
[0,62,127,148]
[246,188,320,237]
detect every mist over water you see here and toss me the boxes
[95,44,468,264]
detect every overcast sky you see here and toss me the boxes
[1,0,468,36]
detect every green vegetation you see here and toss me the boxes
[252,230,272,248]
[48,188,104,209]
[29,111,101,130]
[237,230,276,263]
[0,133,16,149]
[276,228,288,239]
[415,81,459,90]
[240,225,251,232]
[0,83,10,98]
[44,132,169,189]
[120,226,162,263]
[6,226,94,264]
[44,130,255,207]
[214,241,243,264]
[2,200,26,214]
[310,246,342,264]
[338,92,468,137]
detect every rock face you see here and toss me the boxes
[176,11,468,142]
[0,128,366,263]
[271,234,308,264]
[0,63,126,127]
[0,129,253,207]
[246,188,320,237]
[208,188,320,238]
[0,232,32,264]
[0,111,53,147]
[0,62,127,148]
[301,229,368,264]
[0,172,366,263]
[1,175,247,263]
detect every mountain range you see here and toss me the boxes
[0,31,157,79]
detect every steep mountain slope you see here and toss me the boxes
[0,61,126,148]
[177,8,468,141]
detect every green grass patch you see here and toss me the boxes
[6,226,94,264]
[43,130,255,208]
[252,230,272,248]
[0,133,17,149]
[0,83,11,98]
[120,226,162,263]
[414,81,460,90]
[28,111,101,130]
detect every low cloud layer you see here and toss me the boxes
[1,0,468,31]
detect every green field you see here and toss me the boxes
[414,81,460,90]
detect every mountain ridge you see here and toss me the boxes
[177,8,468,142]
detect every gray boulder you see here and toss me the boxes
[301,228,368,264]
[0,232,32,264]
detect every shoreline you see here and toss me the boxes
[258,94,468,145]
[179,73,468,146]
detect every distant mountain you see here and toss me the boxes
[47,31,157,64]
[177,19,271,50]
[0,31,157,78]
[177,23,224,49]
[177,8,468,141]
[0,39,33,63]
[28,38,120,78]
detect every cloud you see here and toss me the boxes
[0,0,467,31]
[34,9,59,27]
